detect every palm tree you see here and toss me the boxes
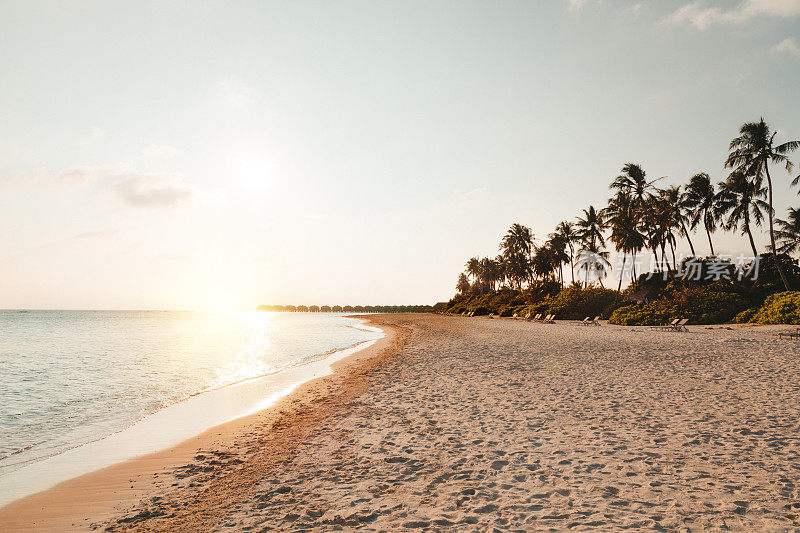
[575,206,607,249]
[725,118,800,290]
[774,208,800,256]
[683,172,720,256]
[661,185,697,256]
[606,193,646,289]
[501,223,533,258]
[465,257,482,283]
[575,241,611,288]
[610,163,659,209]
[715,171,769,257]
[545,235,571,287]
[456,272,470,294]
[499,223,534,289]
[554,221,578,283]
[531,245,557,282]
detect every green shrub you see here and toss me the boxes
[731,308,757,324]
[748,292,800,324]
[471,305,490,316]
[542,287,626,320]
[608,287,748,325]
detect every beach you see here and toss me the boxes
[3,314,800,531]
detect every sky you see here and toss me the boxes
[1,0,799,310]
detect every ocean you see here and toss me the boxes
[0,310,381,506]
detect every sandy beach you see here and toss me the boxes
[4,314,800,531]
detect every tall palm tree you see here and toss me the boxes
[554,221,578,283]
[575,206,607,249]
[774,208,800,256]
[545,235,571,287]
[456,272,470,294]
[716,171,769,257]
[725,118,800,290]
[465,257,482,283]
[479,257,497,291]
[531,245,557,282]
[610,163,659,209]
[661,184,697,256]
[683,172,720,256]
[606,193,646,290]
[501,223,533,258]
[575,241,611,288]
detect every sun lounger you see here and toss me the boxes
[652,319,679,331]
[579,317,591,325]
[669,318,689,331]
[530,313,542,322]
[777,328,800,339]
[591,316,601,326]
[544,314,555,324]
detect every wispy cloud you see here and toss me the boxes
[58,164,126,186]
[771,37,800,57]
[6,164,224,209]
[110,174,197,208]
[664,0,800,29]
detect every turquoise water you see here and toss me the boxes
[0,311,377,481]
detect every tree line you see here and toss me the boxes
[257,304,434,313]
[457,118,800,295]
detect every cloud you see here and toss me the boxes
[567,0,588,10]
[110,174,197,208]
[771,37,800,57]
[664,0,800,29]
[57,164,126,185]
[455,188,488,210]
[142,144,178,158]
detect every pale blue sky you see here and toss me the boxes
[1,0,799,309]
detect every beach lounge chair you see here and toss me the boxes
[669,318,689,332]
[530,313,541,322]
[778,328,800,339]
[544,314,555,324]
[579,316,591,326]
[591,316,601,326]
[652,319,679,331]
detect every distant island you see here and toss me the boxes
[257,304,434,313]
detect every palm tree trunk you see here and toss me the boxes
[569,248,575,284]
[681,221,696,256]
[631,251,637,286]
[705,223,715,256]
[765,163,790,290]
[745,224,758,258]
[618,254,626,292]
[670,242,676,271]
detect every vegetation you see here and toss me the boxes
[733,292,800,325]
[443,118,800,324]
[257,304,434,313]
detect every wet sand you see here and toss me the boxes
[4,314,800,531]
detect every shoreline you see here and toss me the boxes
[0,316,403,532]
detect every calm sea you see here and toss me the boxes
[0,310,380,503]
